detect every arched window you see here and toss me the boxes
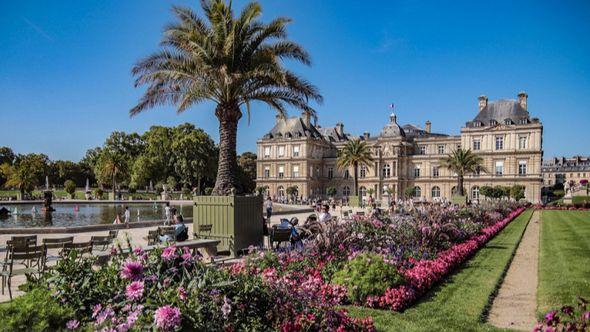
[382,164,391,178]
[344,169,350,179]
[413,186,421,198]
[471,186,480,200]
[431,186,441,198]
[359,186,367,197]
[360,165,367,178]
[277,186,285,197]
[342,186,351,196]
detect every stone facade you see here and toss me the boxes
[256,92,544,204]
[542,156,590,187]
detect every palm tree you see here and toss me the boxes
[440,148,487,197]
[337,139,374,197]
[96,150,128,199]
[130,0,322,195]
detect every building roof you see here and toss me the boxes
[316,126,351,143]
[380,113,406,138]
[470,99,531,127]
[262,117,323,140]
[402,124,449,139]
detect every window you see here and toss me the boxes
[344,169,350,179]
[437,145,445,154]
[473,139,481,151]
[310,166,313,178]
[471,186,480,200]
[359,186,367,197]
[518,161,527,176]
[518,136,528,149]
[278,165,285,179]
[418,146,426,155]
[263,166,270,178]
[456,144,461,150]
[316,166,320,177]
[495,136,504,150]
[413,186,421,198]
[474,166,481,177]
[413,166,421,178]
[495,161,504,176]
[360,165,367,178]
[263,146,271,158]
[292,165,300,178]
[382,164,391,178]
[327,167,333,179]
[343,186,351,196]
[431,186,441,198]
[277,186,285,197]
[278,146,285,157]
[432,166,439,178]
[292,145,300,157]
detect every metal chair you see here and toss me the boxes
[270,226,292,250]
[1,245,46,299]
[62,242,93,257]
[91,236,113,252]
[42,237,74,264]
[108,230,119,239]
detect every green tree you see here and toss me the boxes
[0,147,16,187]
[95,149,129,199]
[326,186,337,197]
[237,152,257,194]
[286,185,299,201]
[0,154,49,197]
[440,149,486,197]
[130,0,322,195]
[64,180,76,199]
[510,185,525,200]
[337,140,374,197]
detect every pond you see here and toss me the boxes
[0,203,193,228]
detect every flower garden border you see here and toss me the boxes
[367,207,527,312]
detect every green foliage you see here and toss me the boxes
[404,187,415,198]
[510,185,525,200]
[440,149,486,196]
[326,186,337,197]
[0,288,75,332]
[93,188,104,199]
[0,153,49,195]
[204,187,213,195]
[332,253,405,303]
[237,152,257,194]
[337,140,374,196]
[64,180,76,198]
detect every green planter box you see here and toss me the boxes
[193,195,263,256]
[451,195,467,205]
[348,195,360,207]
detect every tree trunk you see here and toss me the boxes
[112,169,117,200]
[212,105,242,196]
[353,162,359,197]
[457,174,464,196]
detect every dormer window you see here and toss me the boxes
[520,118,528,125]
[490,120,498,126]
[473,121,482,127]
[504,119,512,125]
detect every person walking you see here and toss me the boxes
[264,197,273,221]
[124,206,130,227]
[164,202,171,225]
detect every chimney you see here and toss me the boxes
[518,91,528,110]
[335,122,344,137]
[301,110,311,127]
[363,131,370,140]
[425,120,431,133]
[478,95,488,112]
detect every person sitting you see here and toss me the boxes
[174,215,188,242]
[318,204,332,223]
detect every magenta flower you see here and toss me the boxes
[161,246,178,261]
[125,281,144,301]
[154,305,182,331]
[132,247,144,255]
[121,260,144,280]
[178,287,187,301]
[221,296,231,318]
[66,319,79,330]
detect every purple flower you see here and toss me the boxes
[161,246,178,261]
[545,310,559,325]
[125,281,144,301]
[221,296,231,318]
[178,287,187,301]
[132,247,144,255]
[154,305,182,331]
[66,319,79,330]
[92,304,103,318]
[121,260,144,281]
[583,311,590,321]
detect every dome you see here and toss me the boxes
[380,113,406,138]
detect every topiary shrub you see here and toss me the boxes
[64,180,76,199]
[0,288,75,332]
[332,253,405,303]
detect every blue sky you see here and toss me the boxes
[1,0,589,161]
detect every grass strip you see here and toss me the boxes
[347,209,534,332]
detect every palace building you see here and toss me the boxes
[542,156,590,187]
[255,92,544,204]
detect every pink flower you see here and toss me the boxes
[120,260,143,281]
[221,296,231,318]
[161,246,178,261]
[178,287,187,301]
[66,319,79,330]
[154,305,182,331]
[125,281,144,301]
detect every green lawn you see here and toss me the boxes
[572,196,590,204]
[538,210,590,315]
[348,209,534,332]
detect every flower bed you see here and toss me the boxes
[23,201,524,331]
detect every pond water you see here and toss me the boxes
[0,203,193,228]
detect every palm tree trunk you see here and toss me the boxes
[457,174,464,196]
[112,170,117,200]
[212,105,242,196]
[353,162,359,197]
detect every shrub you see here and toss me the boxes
[332,253,405,303]
[510,185,525,200]
[64,180,76,199]
[93,188,104,199]
[0,288,75,332]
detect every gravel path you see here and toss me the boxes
[488,210,540,330]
